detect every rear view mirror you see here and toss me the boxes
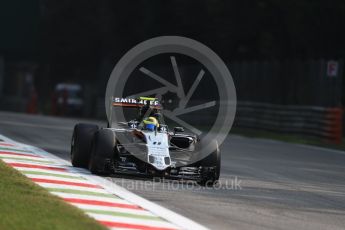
[174,127,184,133]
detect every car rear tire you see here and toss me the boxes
[89,129,116,175]
[197,140,221,186]
[71,123,99,168]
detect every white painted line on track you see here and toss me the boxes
[24,174,88,183]
[73,203,157,216]
[14,167,86,177]
[0,154,52,162]
[51,192,133,204]
[87,213,178,229]
[33,183,110,194]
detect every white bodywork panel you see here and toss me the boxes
[143,131,171,170]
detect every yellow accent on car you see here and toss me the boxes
[139,97,157,101]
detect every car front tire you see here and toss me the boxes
[88,129,116,175]
[71,123,99,168]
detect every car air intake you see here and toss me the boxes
[170,137,191,148]
[164,157,170,165]
[148,155,155,163]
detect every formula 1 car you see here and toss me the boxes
[70,97,220,185]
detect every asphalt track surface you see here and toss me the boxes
[1,111,345,230]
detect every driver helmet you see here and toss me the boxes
[143,117,159,131]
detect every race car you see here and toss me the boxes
[70,97,221,185]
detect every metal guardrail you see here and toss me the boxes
[234,101,343,143]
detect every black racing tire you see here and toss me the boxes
[71,123,99,168]
[89,129,116,175]
[197,140,221,186]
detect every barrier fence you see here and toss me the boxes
[234,101,343,144]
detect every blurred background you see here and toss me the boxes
[0,0,344,145]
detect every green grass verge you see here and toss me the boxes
[0,160,107,230]
[231,127,345,151]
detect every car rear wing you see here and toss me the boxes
[108,97,161,128]
[112,97,161,109]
